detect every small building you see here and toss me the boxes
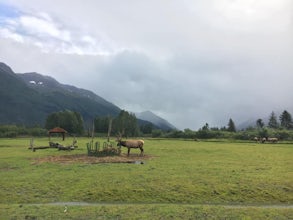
[48,127,67,141]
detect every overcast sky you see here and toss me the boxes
[0,0,292,130]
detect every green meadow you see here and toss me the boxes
[0,137,292,219]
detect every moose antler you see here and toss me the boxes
[116,131,123,141]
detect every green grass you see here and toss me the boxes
[0,137,292,219]
[1,204,292,220]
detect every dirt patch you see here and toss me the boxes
[31,153,154,165]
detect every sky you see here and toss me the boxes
[0,0,292,130]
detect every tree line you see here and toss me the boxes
[256,111,293,130]
[44,109,142,137]
[0,109,146,137]
[93,110,140,137]
[45,110,84,134]
[1,109,293,140]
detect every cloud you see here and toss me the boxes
[0,28,24,42]
[19,15,69,39]
[0,5,117,55]
[0,0,292,129]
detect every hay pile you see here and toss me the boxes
[32,154,153,165]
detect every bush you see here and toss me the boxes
[164,130,184,138]
[195,130,229,139]
[152,129,162,138]
[29,127,47,136]
[273,130,292,140]
[3,131,18,138]
[0,125,47,137]
[233,130,258,140]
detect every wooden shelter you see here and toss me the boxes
[48,127,67,141]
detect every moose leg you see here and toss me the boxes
[140,147,144,156]
[127,147,130,156]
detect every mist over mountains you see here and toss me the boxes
[135,111,177,131]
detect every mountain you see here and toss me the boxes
[135,111,177,131]
[17,72,121,120]
[0,62,176,131]
[237,118,258,130]
[237,113,281,130]
[0,62,120,126]
[0,62,47,125]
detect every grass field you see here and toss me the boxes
[0,137,292,219]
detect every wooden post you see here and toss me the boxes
[30,138,34,148]
[107,117,112,142]
[91,119,95,145]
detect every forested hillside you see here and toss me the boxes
[0,62,120,126]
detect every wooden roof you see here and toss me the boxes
[48,127,67,133]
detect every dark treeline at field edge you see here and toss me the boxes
[1,110,293,140]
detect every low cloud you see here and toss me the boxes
[0,0,292,129]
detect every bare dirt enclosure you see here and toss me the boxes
[31,153,153,165]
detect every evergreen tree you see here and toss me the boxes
[197,123,210,139]
[113,110,139,137]
[279,110,293,129]
[256,119,264,128]
[73,111,84,134]
[268,111,279,129]
[45,110,84,134]
[94,116,110,133]
[140,123,153,134]
[45,112,59,130]
[227,118,236,132]
[202,123,209,131]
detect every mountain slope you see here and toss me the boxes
[136,111,177,131]
[17,72,120,119]
[0,62,176,130]
[0,62,120,126]
[0,63,49,124]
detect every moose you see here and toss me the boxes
[116,134,144,156]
